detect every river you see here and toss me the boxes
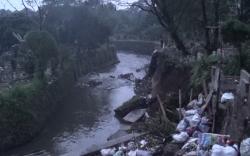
[7,52,151,156]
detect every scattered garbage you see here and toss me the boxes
[211,144,238,156]
[221,92,234,103]
[240,138,250,156]
[172,132,189,143]
[118,73,135,81]
[198,133,230,149]
[140,140,148,148]
[197,93,204,106]
[176,119,188,132]
[100,147,116,156]
[189,113,201,127]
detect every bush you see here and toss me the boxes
[191,54,219,88]
[0,79,45,149]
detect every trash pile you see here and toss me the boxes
[170,93,239,156]
[100,134,164,156]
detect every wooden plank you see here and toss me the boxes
[157,95,170,123]
[178,89,182,120]
[213,68,220,92]
[203,80,208,97]
[81,133,146,156]
[201,91,213,114]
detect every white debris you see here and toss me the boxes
[140,140,148,148]
[172,132,189,143]
[176,119,188,132]
[221,92,234,103]
[240,138,250,156]
[187,100,198,109]
[211,144,238,156]
[185,109,198,116]
[100,147,116,156]
[189,113,201,127]
[197,93,204,106]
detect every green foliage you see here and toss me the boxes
[23,31,58,78]
[191,54,219,88]
[223,44,250,75]
[222,19,250,45]
[0,79,45,147]
[0,12,35,52]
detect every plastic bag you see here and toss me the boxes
[198,117,210,132]
[172,132,189,143]
[211,144,224,156]
[221,92,234,103]
[101,147,116,156]
[187,100,198,109]
[113,151,125,156]
[211,144,238,156]
[128,150,152,156]
[240,138,250,156]
[185,109,198,116]
[223,145,238,156]
[197,93,204,106]
[190,113,201,127]
[176,119,188,132]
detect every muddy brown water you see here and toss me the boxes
[5,52,151,156]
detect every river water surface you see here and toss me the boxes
[7,52,150,156]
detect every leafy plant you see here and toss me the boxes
[191,54,219,88]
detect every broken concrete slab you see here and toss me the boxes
[123,109,147,123]
[114,96,147,118]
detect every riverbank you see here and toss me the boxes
[0,45,118,153]
[112,40,161,55]
[4,52,150,156]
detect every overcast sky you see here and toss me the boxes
[0,0,138,11]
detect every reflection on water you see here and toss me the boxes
[7,52,151,156]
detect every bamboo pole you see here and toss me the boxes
[157,95,169,124]
[189,88,193,102]
[179,89,182,120]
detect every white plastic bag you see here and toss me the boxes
[211,144,238,156]
[101,147,116,156]
[211,144,224,156]
[223,145,238,156]
[241,138,250,156]
[185,109,198,116]
[197,93,204,106]
[176,119,188,132]
[190,113,201,127]
[172,132,189,143]
[221,92,234,103]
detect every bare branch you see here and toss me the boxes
[5,0,18,11]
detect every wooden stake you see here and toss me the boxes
[157,95,169,124]
[179,89,182,120]
[203,80,208,97]
[189,88,193,102]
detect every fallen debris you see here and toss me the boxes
[123,109,147,123]
[118,73,135,81]
[240,138,250,156]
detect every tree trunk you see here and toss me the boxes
[213,0,220,51]
[153,0,189,56]
[201,0,212,54]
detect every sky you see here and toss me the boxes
[0,0,138,11]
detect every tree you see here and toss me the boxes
[133,0,193,55]
[23,31,58,79]
[222,19,250,67]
